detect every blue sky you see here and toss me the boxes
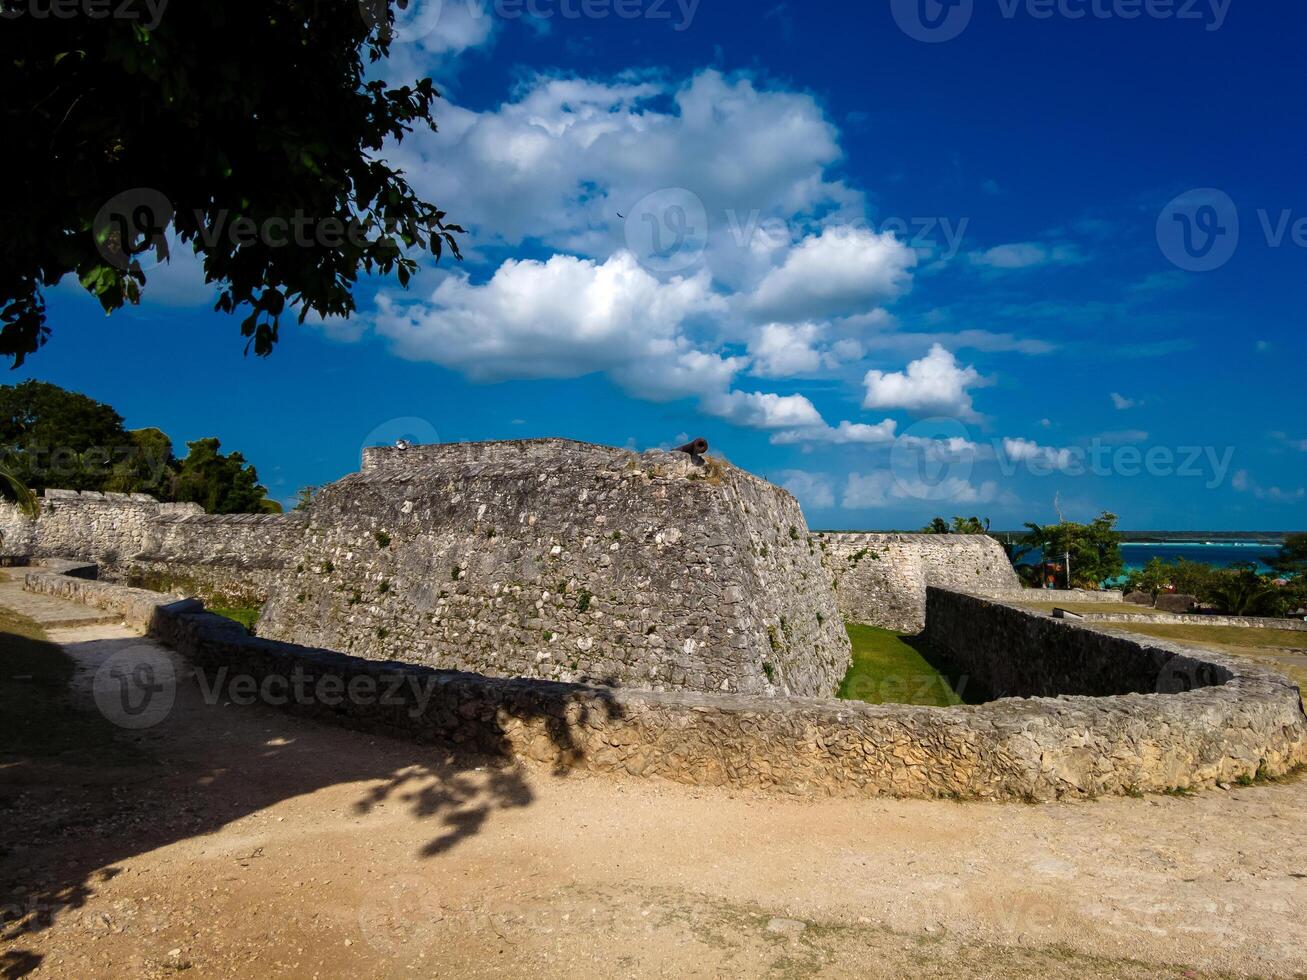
[20,0,1307,528]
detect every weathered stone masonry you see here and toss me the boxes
[0,440,851,697]
[258,439,851,698]
[25,570,1307,800]
[0,490,305,605]
[818,532,1020,632]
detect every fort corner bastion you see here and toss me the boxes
[254,439,851,697]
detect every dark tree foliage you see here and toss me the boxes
[172,438,279,515]
[1269,533,1307,577]
[0,381,277,512]
[0,380,131,490]
[0,0,462,366]
[922,516,990,534]
[1020,512,1124,589]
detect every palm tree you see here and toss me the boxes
[1206,568,1282,617]
[0,462,39,518]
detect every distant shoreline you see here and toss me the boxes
[814,530,1299,543]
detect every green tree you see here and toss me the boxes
[292,486,319,512]
[1206,565,1286,617]
[1021,512,1124,589]
[0,462,39,518]
[1269,534,1307,578]
[172,439,280,515]
[1,1,462,366]
[0,380,131,491]
[922,516,990,534]
[106,427,176,497]
[1127,557,1172,601]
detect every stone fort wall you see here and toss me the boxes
[0,490,305,604]
[257,439,851,698]
[817,532,1020,632]
[25,569,1307,801]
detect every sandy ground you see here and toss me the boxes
[2,585,1306,979]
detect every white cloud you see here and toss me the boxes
[1110,392,1136,410]
[394,70,860,259]
[841,471,998,509]
[745,227,915,322]
[971,242,1086,271]
[771,419,898,446]
[701,390,824,430]
[1002,437,1076,471]
[371,250,737,403]
[747,322,825,378]
[1233,469,1306,502]
[862,344,986,421]
[778,470,835,509]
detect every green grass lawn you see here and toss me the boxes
[837,624,974,707]
[209,605,263,632]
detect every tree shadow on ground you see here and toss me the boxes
[0,625,626,968]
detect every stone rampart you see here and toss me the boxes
[23,569,1307,800]
[0,491,305,604]
[818,532,1020,632]
[258,439,850,698]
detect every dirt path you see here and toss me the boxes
[2,585,1306,979]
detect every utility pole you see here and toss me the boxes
[1064,551,1072,590]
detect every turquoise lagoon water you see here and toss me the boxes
[1118,541,1281,574]
[1016,541,1284,575]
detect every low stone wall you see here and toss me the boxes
[1005,588,1127,604]
[0,491,305,604]
[817,533,1020,632]
[23,568,1307,800]
[1063,610,1307,632]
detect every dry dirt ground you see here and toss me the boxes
[2,582,1306,979]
